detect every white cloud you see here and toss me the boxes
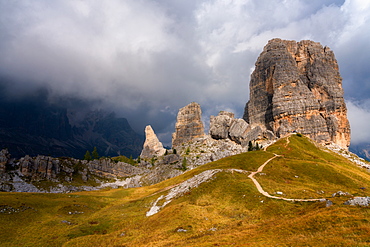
[347,100,370,145]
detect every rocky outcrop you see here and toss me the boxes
[0,149,150,192]
[228,118,250,143]
[210,111,237,140]
[172,102,205,148]
[176,136,248,169]
[344,197,370,206]
[17,154,150,183]
[209,111,275,146]
[244,38,350,149]
[146,169,222,216]
[0,149,10,174]
[140,125,166,159]
[19,155,64,181]
[0,149,185,192]
[86,159,148,179]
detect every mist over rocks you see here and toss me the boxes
[0,96,144,159]
[244,38,350,149]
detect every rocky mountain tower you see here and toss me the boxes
[244,38,350,149]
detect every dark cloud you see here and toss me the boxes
[0,0,369,146]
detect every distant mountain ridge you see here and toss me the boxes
[0,96,143,159]
[350,144,370,161]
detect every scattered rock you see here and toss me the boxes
[332,191,352,197]
[146,169,221,216]
[61,220,73,225]
[325,200,334,207]
[326,144,370,171]
[343,197,370,206]
[68,211,84,215]
[176,228,187,233]
[0,205,35,214]
[176,136,248,169]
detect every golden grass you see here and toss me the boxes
[1,135,370,246]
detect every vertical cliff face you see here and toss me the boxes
[244,38,350,149]
[172,102,205,148]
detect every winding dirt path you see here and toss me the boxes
[285,134,291,147]
[249,136,326,202]
[147,134,325,208]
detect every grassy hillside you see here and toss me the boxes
[1,135,370,246]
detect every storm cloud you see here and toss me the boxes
[0,0,369,145]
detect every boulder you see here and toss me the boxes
[209,111,235,140]
[209,111,252,145]
[229,118,249,143]
[162,154,181,165]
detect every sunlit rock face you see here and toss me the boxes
[244,38,350,149]
[140,125,166,159]
[172,102,205,149]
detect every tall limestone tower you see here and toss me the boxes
[244,38,350,149]
[172,102,205,149]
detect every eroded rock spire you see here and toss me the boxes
[140,125,166,159]
[244,38,350,149]
[172,102,205,148]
